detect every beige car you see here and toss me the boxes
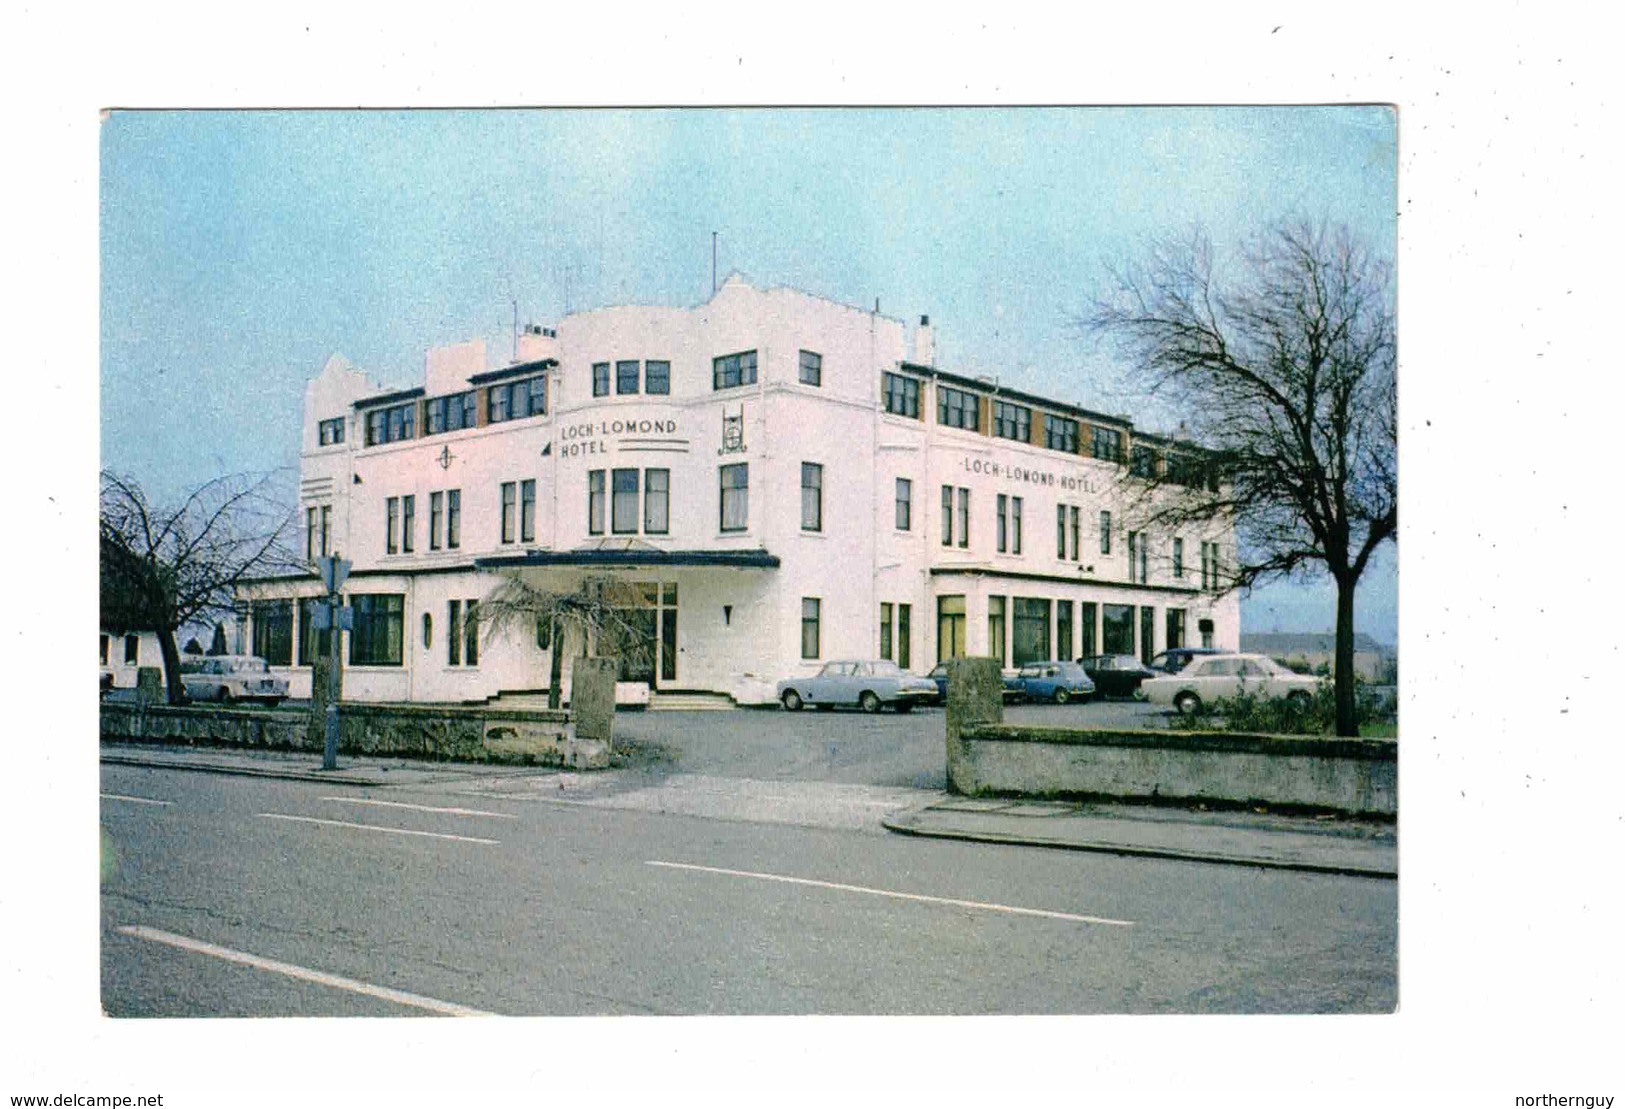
[1140,652,1321,716]
[180,655,289,705]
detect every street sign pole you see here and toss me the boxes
[316,555,352,771]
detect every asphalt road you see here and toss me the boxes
[101,759,1396,1016]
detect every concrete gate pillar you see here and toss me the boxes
[945,657,1003,795]
[570,657,616,746]
[307,651,343,753]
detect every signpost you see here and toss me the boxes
[313,555,352,770]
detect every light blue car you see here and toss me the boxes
[1015,661,1096,704]
[777,660,939,714]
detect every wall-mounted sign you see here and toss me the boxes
[556,416,686,458]
[959,455,1102,495]
[719,405,745,455]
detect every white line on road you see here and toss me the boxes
[116,925,496,1017]
[101,793,173,807]
[319,797,517,819]
[259,813,499,845]
[646,861,1135,927]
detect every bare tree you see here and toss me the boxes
[478,573,655,710]
[100,470,300,704]
[1083,220,1396,736]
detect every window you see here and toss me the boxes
[1130,445,1158,478]
[1140,606,1156,665]
[364,401,417,446]
[1128,531,1148,583]
[448,599,473,667]
[987,596,1007,666]
[1100,510,1111,555]
[430,492,443,550]
[298,597,333,665]
[644,469,669,534]
[306,506,319,562]
[616,360,640,395]
[520,480,536,542]
[1127,531,1138,582]
[799,350,822,386]
[1102,604,1134,656]
[992,400,1031,442]
[645,360,670,395]
[1202,541,1223,592]
[941,485,953,546]
[612,469,640,534]
[1173,537,1184,578]
[501,482,517,543]
[1166,608,1186,650]
[956,488,969,548]
[1012,496,1023,554]
[720,464,748,532]
[592,363,610,397]
[588,471,605,535]
[801,463,823,531]
[938,385,979,431]
[1166,454,1203,488]
[1070,506,1081,563]
[879,602,893,660]
[1045,414,1078,453]
[1012,597,1051,667]
[1091,425,1123,463]
[898,603,911,670]
[895,478,912,531]
[402,495,415,553]
[319,417,346,445]
[100,634,110,666]
[1057,600,1074,661]
[124,634,139,665]
[386,497,399,554]
[422,613,432,649]
[882,372,920,417]
[996,495,1022,553]
[350,595,404,666]
[429,391,477,434]
[937,595,966,663]
[1079,602,1097,657]
[488,384,509,425]
[488,378,545,424]
[1056,504,1067,559]
[446,489,461,549]
[251,600,293,666]
[713,350,758,390]
[997,495,1007,552]
[801,597,821,659]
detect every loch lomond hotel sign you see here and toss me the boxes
[959,455,1103,495]
[557,416,685,458]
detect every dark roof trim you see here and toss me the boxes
[476,548,780,570]
[929,565,1204,597]
[898,362,1134,431]
[238,563,484,587]
[354,387,426,410]
[468,359,557,386]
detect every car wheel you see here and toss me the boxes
[858,690,881,714]
[1054,688,1070,705]
[781,689,803,712]
[1174,691,1201,716]
[1286,690,1313,711]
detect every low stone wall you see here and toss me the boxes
[949,724,1396,818]
[100,700,609,769]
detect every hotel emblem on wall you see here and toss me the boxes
[719,404,745,455]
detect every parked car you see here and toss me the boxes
[925,663,1028,703]
[1078,654,1159,699]
[1146,646,1222,675]
[1140,652,1322,716]
[180,655,289,705]
[1015,661,1096,704]
[778,660,939,713]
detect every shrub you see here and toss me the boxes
[1171,681,1364,736]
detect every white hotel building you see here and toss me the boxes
[238,277,1238,705]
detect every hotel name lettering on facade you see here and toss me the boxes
[556,416,682,458]
[959,455,1102,495]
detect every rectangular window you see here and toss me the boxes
[1102,604,1134,656]
[1057,600,1074,662]
[1045,414,1078,453]
[486,379,544,425]
[801,597,821,659]
[1140,534,1149,583]
[992,400,1031,442]
[298,597,333,666]
[1011,496,1023,554]
[251,600,294,666]
[527,375,547,417]
[997,494,1008,553]
[644,469,669,534]
[318,417,346,446]
[720,464,748,532]
[1079,602,1098,658]
[465,600,479,667]
[1056,504,1067,559]
[612,468,640,534]
[882,372,920,417]
[1166,608,1187,651]
[402,495,415,553]
[801,462,823,531]
[937,594,966,664]
[430,492,443,550]
[645,360,670,395]
[100,634,110,666]
[488,384,510,425]
[319,506,330,558]
[501,482,517,544]
[1130,444,1158,478]
[799,349,822,386]
[616,360,640,395]
[1011,597,1051,667]
[1201,541,1210,589]
[1127,531,1138,582]
[125,634,139,665]
[446,489,461,549]
[520,480,535,543]
[1140,606,1156,665]
[1069,506,1080,562]
[385,497,399,554]
[956,488,969,548]
[898,603,911,670]
[987,595,1007,666]
[364,401,417,446]
[448,600,462,667]
[1166,454,1204,488]
[938,385,980,431]
[588,470,605,535]
[1091,426,1123,463]
[592,363,610,397]
[307,506,318,562]
[879,602,893,661]
[713,350,758,390]
[349,594,404,666]
[1173,537,1184,578]
[895,478,912,531]
[941,485,953,546]
[1100,510,1111,555]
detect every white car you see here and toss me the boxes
[181,655,289,705]
[777,660,940,713]
[1141,652,1321,716]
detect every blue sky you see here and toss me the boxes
[101,107,1397,643]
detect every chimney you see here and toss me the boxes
[515,323,560,365]
[915,314,935,366]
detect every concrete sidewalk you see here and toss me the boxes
[99,742,559,789]
[883,796,1396,878]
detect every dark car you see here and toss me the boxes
[1077,654,1159,699]
[1146,647,1223,675]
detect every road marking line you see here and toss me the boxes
[258,813,499,845]
[115,925,496,1017]
[101,793,173,807]
[319,797,517,820]
[646,861,1134,927]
